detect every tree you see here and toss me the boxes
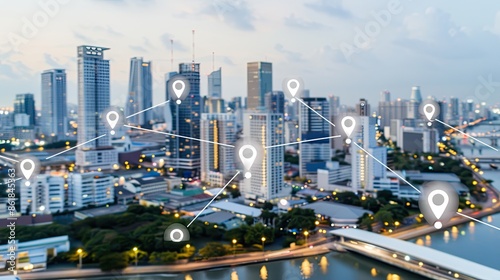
[260,210,277,225]
[244,216,254,226]
[262,202,274,211]
[199,242,227,259]
[336,191,359,205]
[99,252,128,271]
[278,208,316,232]
[376,190,394,201]
[243,223,273,245]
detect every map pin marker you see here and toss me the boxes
[20,159,35,186]
[239,144,257,179]
[172,80,186,105]
[341,116,356,144]
[106,111,119,135]
[428,189,449,229]
[423,104,435,126]
[287,79,300,103]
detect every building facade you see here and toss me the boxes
[247,62,272,111]
[125,57,152,127]
[41,69,67,140]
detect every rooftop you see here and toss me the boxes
[331,228,500,279]
[211,201,262,217]
[198,212,237,224]
[303,201,371,222]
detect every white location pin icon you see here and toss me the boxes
[287,79,300,103]
[341,116,356,144]
[172,80,186,105]
[428,189,449,229]
[106,111,119,135]
[239,145,257,179]
[423,104,435,126]
[20,159,35,186]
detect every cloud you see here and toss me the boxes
[0,60,33,79]
[305,0,352,19]
[44,53,66,68]
[73,31,94,43]
[275,44,303,62]
[221,56,234,66]
[284,14,326,29]
[160,33,188,52]
[97,25,123,37]
[484,11,500,35]
[129,45,148,52]
[203,0,255,31]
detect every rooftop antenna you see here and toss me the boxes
[212,51,215,71]
[170,39,174,71]
[192,29,195,63]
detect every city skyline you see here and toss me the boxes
[2,1,500,109]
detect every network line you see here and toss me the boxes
[45,134,107,160]
[265,135,341,149]
[0,154,19,163]
[435,119,498,152]
[353,141,421,193]
[187,171,240,228]
[124,125,235,148]
[457,212,500,231]
[126,100,170,119]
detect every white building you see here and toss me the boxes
[75,45,117,171]
[243,112,287,203]
[68,172,114,208]
[351,116,387,193]
[200,113,237,187]
[20,174,65,214]
[317,161,351,191]
[398,127,439,154]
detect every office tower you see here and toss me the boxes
[350,116,387,193]
[75,45,117,171]
[243,112,285,202]
[208,67,222,98]
[14,93,36,126]
[356,98,370,116]
[447,97,460,125]
[166,63,201,178]
[41,69,67,140]
[380,90,390,102]
[68,172,114,207]
[247,62,272,110]
[299,97,331,180]
[390,98,408,120]
[200,113,237,187]
[21,174,65,214]
[329,95,340,117]
[265,91,285,114]
[125,57,152,127]
[407,86,422,119]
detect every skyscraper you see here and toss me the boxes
[208,67,222,98]
[243,112,285,203]
[299,97,331,180]
[378,91,392,128]
[125,57,152,127]
[14,93,36,126]
[265,91,285,114]
[200,113,236,187]
[407,86,422,119]
[166,63,201,178]
[356,98,370,116]
[41,69,67,140]
[247,62,272,111]
[75,45,117,170]
[351,116,387,193]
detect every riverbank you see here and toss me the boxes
[8,239,331,280]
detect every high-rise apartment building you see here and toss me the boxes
[20,174,65,214]
[14,93,36,126]
[247,62,272,111]
[41,69,67,140]
[75,45,117,171]
[265,91,285,114]
[125,57,152,127]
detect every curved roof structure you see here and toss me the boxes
[331,228,500,279]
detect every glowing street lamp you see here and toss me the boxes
[261,237,266,252]
[232,239,237,256]
[133,247,138,267]
[77,248,83,269]
[304,231,309,246]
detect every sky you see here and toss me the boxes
[1,0,500,109]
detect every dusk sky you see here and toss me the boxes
[1,0,500,109]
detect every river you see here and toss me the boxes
[82,122,500,280]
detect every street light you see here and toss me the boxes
[77,248,83,269]
[261,237,266,252]
[304,231,309,246]
[232,239,237,256]
[133,247,138,267]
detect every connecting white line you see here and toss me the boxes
[435,119,499,152]
[124,125,235,148]
[0,154,19,163]
[456,212,500,231]
[353,141,421,193]
[187,171,241,228]
[126,100,170,119]
[265,135,341,149]
[297,98,336,127]
[45,134,107,160]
